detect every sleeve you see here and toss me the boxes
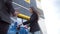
[23,21,30,25]
[23,14,37,25]
[5,0,15,14]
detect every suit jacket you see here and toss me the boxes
[0,0,15,23]
[23,12,40,32]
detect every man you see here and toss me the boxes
[0,0,16,34]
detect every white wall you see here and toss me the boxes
[38,18,47,34]
[41,0,60,34]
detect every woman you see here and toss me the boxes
[23,7,41,34]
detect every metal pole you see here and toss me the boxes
[12,2,29,11]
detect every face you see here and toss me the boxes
[14,10,20,16]
[29,8,33,13]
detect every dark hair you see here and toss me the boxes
[30,7,39,15]
[30,7,39,20]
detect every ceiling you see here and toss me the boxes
[12,0,44,19]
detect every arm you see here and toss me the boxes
[23,14,37,25]
[23,21,30,25]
